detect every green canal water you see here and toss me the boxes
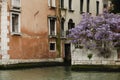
[0,66,120,80]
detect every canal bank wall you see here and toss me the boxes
[0,58,120,72]
[71,65,120,72]
[0,58,65,70]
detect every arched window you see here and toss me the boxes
[68,19,75,30]
[61,18,65,31]
[61,18,65,37]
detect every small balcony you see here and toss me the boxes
[49,31,57,38]
[60,31,66,39]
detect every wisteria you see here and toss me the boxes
[68,11,120,58]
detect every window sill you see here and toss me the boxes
[79,11,84,14]
[11,32,22,36]
[79,11,91,14]
[10,9,21,13]
[49,50,56,52]
[60,7,67,10]
[49,35,58,38]
[68,9,74,12]
[60,35,66,39]
[49,6,56,9]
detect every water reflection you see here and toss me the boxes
[0,66,120,80]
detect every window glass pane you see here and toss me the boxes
[96,1,99,15]
[87,0,90,12]
[61,0,64,8]
[12,14,19,33]
[80,0,83,13]
[68,19,74,29]
[50,43,55,50]
[50,19,55,35]
[69,0,72,10]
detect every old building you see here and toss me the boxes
[71,0,120,65]
[0,0,63,64]
[60,0,111,63]
[0,0,119,66]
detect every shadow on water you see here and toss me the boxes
[0,66,120,80]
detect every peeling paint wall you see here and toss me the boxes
[6,0,61,61]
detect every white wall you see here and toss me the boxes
[1,0,10,64]
[62,0,107,31]
[61,0,118,65]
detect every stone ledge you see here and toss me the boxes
[72,60,118,65]
[0,58,64,65]
[71,65,120,72]
[0,62,65,70]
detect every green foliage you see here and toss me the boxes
[87,54,93,60]
[110,0,120,13]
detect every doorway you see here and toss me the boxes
[64,44,71,65]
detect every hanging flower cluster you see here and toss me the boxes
[68,11,120,57]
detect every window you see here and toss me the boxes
[48,0,56,8]
[12,0,21,8]
[48,17,56,36]
[60,0,64,8]
[75,42,82,49]
[68,19,75,30]
[11,12,20,35]
[103,4,107,9]
[87,0,90,13]
[61,18,65,37]
[69,0,72,10]
[80,0,84,13]
[49,42,56,51]
[96,1,99,15]
[67,19,75,36]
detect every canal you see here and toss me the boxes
[0,66,120,80]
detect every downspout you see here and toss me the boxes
[56,0,61,57]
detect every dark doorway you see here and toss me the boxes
[64,44,71,65]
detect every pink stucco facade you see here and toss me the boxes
[5,0,62,60]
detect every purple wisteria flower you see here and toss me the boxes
[68,11,120,57]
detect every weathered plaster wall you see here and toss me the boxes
[71,46,119,65]
[7,0,59,59]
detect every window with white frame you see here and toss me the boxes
[61,18,65,37]
[11,12,20,34]
[48,17,56,36]
[96,1,99,15]
[69,0,72,10]
[49,42,56,51]
[48,0,56,8]
[80,0,84,13]
[60,0,64,8]
[87,0,90,13]
[12,0,21,8]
